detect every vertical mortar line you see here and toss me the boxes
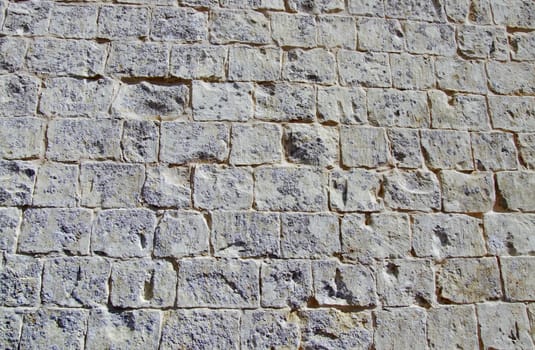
[474,303,485,350]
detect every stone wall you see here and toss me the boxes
[1,0,535,348]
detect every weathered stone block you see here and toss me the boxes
[287,0,344,12]
[427,305,479,350]
[254,166,328,211]
[390,53,435,90]
[281,213,340,258]
[330,169,383,212]
[374,307,427,350]
[348,0,383,15]
[193,165,253,210]
[405,22,455,56]
[98,5,149,39]
[284,124,338,166]
[420,129,473,170]
[142,165,191,208]
[0,161,37,206]
[384,170,441,211]
[485,213,535,255]
[367,88,429,128]
[440,170,494,213]
[255,82,315,122]
[2,1,50,35]
[477,303,534,349]
[228,46,280,81]
[502,257,535,301]
[213,211,280,258]
[49,4,98,39]
[0,117,45,160]
[488,61,535,95]
[388,128,422,168]
[511,31,535,61]
[0,74,39,117]
[341,126,390,167]
[488,96,535,132]
[107,42,168,77]
[0,208,20,253]
[122,120,158,163]
[271,13,316,47]
[458,25,508,60]
[384,0,445,21]
[338,50,391,87]
[0,37,27,73]
[438,257,502,303]
[435,58,487,94]
[317,86,367,124]
[357,18,404,52]
[496,171,535,211]
[0,309,22,349]
[151,7,207,41]
[0,254,41,306]
[318,16,356,49]
[42,257,110,307]
[261,259,313,309]
[283,48,336,84]
[491,0,535,29]
[471,132,518,170]
[221,0,284,9]
[170,45,226,79]
[177,258,259,307]
[429,90,490,131]
[241,311,300,349]
[210,10,270,44]
[519,133,535,169]
[155,211,209,258]
[230,123,282,165]
[192,81,253,121]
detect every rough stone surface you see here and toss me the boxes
[155,211,209,258]
[261,259,313,309]
[374,307,427,350]
[143,166,191,208]
[484,213,535,256]
[384,170,441,211]
[440,170,495,213]
[241,310,300,349]
[330,168,383,212]
[496,171,535,211]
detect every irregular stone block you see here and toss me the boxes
[435,57,487,94]
[261,259,313,309]
[0,254,41,306]
[142,165,191,208]
[170,45,226,79]
[254,166,328,211]
[283,48,336,84]
[177,258,259,307]
[317,86,367,124]
[427,305,479,350]
[0,117,45,159]
[0,309,22,349]
[284,124,338,166]
[210,9,270,44]
[348,0,384,16]
[111,259,177,308]
[519,133,535,169]
[0,74,39,117]
[107,42,168,77]
[471,132,517,170]
[213,211,280,258]
[98,5,149,39]
[420,129,473,170]
[27,38,105,77]
[47,118,122,161]
[87,309,161,350]
[387,128,422,168]
[230,123,282,165]
[287,0,343,13]
[502,257,535,301]
[313,259,376,307]
[19,309,87,349]
[0,208,20,253]
[511,31,535,61]
[122,120,158,163]
[357,18,404,52]
[485,213,535,255]
[49,4,98,39]
[241,311,300,349]
[477,303,534,349]
[112,82,189,120]
[496,171,535,211]
[40,77,116,117]
[255,82,315,122]
[0,161,37,206]
[413,213,486,259]
[80,162,145,208]
[429,90,490,131]
[488,61,535,95]
[271,13,316,47]
[30,166,76,208]
[440,170,494,213]
[367,88,429,128]
[438,257,502,303]
[192,81,253,121]
[160,310,240,350]
[384,0,445,21]
[298,309,373,349]
[155,211,209,258]
[384,170,441,211]
[491,0,535,29]
[341,126,390,167]
[458,25,508,60]
[42,257,110,307]
[341,213,410,262]
[338,50,391,87]
[281,213,340,258]
[2,1,50,35]
[390,53,435,90]
[0,37,27,73]
[151,7,207,41]
[228,46,280,81]
[405,22,455,56]
[317,16,356,49]
[444,0,492,23]
[374,307,427,350]
[193,165,253,210]
[488,96,535,132]
[330,169,383,212]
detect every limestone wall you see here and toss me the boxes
[0,0,534,348]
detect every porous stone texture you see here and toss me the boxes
[2,0,534,348]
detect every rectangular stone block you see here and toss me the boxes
[471,132,518,170]
[441,170,494,213]
[193,165,253,210]
[39,77,116,117]
[230,123,282,165]
[429,90,490,131]
[32,163,78,208]
[427,306,479,350]
[111,259,177,308]
[511,31,535,61]
[18,208,92,255]
[0,309,22,349]
[435,57,487,93]
[338,50,391,87]
[271,13,316,47]
[317,86,366,124]
[330,168,383,212]
[2,1,50,35]
[170,45,226,79]
[0,37,27,74]
[438,257,502,303]
[384,169,441,211]
[458,25,508,60]
[287,0,344,13]
[413,213,486,259]
[485,213,535,255]
[348,0,383,15]
[229,46,280,81]
[255,82,315,122]
[261,259,312,309]
[341,126,390,167]
[47,118,121,161]
[502,257,535,301]
[341,213,410,262]
[367,88,429,128]
[0,74,39,117]
[284,124,338,166]
[142,165,191,208]
[283,48,336,84]
[477,303,534,349]
[488,61,535,95]
[388,128,423,168]
[107,42,168,77]
[0,254,42,306]
[254,166,328,211]
[0,208,20,253]
[374,308,427,350]
[0,117,45,159]
[318,16,356,49]
[281,213,340,258]
[49,4,98,39]
[154,211,209,258]
[421,129,473,170]
[210,10,270,44]
[391,53,435,90]
[384,0,445,21]
[313,259,376,307]
[192,81,253,121]
[80,162,145,208]
[241,310,300,350]
[27,38,105,77]
[98,5,149,39]
[405,22,456,56]
[177,258,259,308]
[491,0,535,29]
[213,211,280,258]
[160,121,229,164]
[151,7,207,41]
[0,161,37,206]
[488,96,535,132]
[496,171,535,211]
[519,133,535,169]
[122,120,158,163]
[92,209,157,258]
[42,257,110,307]
[357,18,404,52]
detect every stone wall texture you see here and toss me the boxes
[0,0,535,348]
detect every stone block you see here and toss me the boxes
[2,1,50,35]
[435,57,487,94]
[488,61,535,95]
[155,211,209,258]
[230,123,282,165]
[458,25,508,60]
[151,7,207,41]
[357,18,404,52]
[405,22,455,56]
[0,74,39,117]
[374,307,427,350]
[488,96,535,132]
[317,86,367,124]
[317,16,356,49]
[0,161,37,206]
[228,46,280,81]
[383,170,441,211]
[496,171,535,211]
[49,4,98,39]
[255,83,315,122]
[283,48,336,84]
[170,45,226,79]
[192,81,253,121]
[471,132,518,170]
[0,37,27,73]
[340,126,390,167]
[367,88,429,128]
[330,169,383,212]
[0,254,41,307]
[0,208,20,253]
[142,165,191,208]
[387,128,422,168]
[210,10,270,44]
[485,213,535,256]
[107,42,168,77]
[98,5,149,39]
[420,130,473,170]
[122,120,158,163]
[477,303,534,349]
[271,13,316,47]
[241,311,300,349]
[338,50,391,87]
[440,170,494,213]
[390,53,435,90]
[427,305,479,350]
[261,259,313,309]
[0,117,45,159]
[284,124,338,166]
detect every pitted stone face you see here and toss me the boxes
[1,0,535,348]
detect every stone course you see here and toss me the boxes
[0,0,534,348]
